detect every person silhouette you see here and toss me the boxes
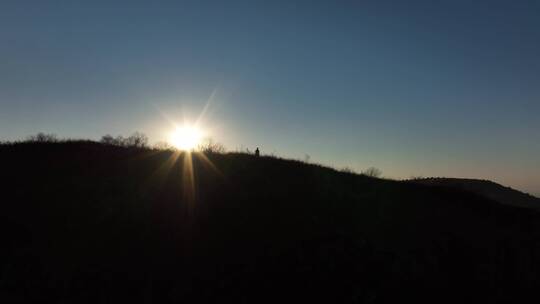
[255,147,260,157]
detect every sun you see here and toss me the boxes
[169,125,203,151]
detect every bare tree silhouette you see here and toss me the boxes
[26,132,58,143]
[362,167,382,178]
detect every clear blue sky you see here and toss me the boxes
[1,0,539,195]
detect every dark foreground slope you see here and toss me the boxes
[2,142,540,303]
[411,178,540,210]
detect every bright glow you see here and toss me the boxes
[170,126,203,151]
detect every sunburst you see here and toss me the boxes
[169,125,203,151]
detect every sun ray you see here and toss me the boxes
[143,150,182,191]
[195,85,219,128]
[181,151,197,214]
[193,152,224,178]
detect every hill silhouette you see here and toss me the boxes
[2,141,540,303]
[410,178,540,210]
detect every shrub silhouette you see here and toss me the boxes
[100,132,148,148]
[26,132,58,143]
[124,132,148,148]
[100,134,115,145]
[153,141,175,151]
[340,166,356,174]
[362,166,382,178]
[197,138,226,154]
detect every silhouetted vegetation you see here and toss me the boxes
[26,132,58,143]
[1,140,540,303]
[197,138,226,154]
[340,166,356,174]
[362,166,382,178]
[152,141,175,151]
[100,132,148,148]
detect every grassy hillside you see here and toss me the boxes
[2,141,540,303]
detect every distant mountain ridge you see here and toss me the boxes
[410,178,540,210]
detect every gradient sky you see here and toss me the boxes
[1,0,539,195]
